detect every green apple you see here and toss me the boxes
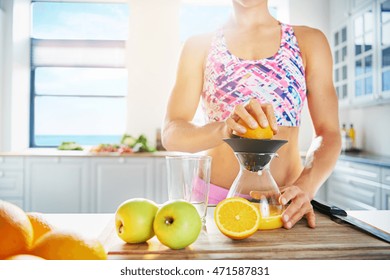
[115,198,159,243]
[153,200,202,250]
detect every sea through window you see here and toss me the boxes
[30,1,129,147]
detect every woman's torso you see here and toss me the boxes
[200,22,307,189]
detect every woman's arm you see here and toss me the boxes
[280,27,342,229]
[162,35,230,153]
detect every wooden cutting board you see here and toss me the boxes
[99,208,390,260]
[348,210,390,234]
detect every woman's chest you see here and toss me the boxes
[224,29,281,60]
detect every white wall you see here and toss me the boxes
[289,0,330,36]
[0,0,30,152]
[126,0,181,145]
[339,104,390,156]
[0,8,4,151]
[0,0,14,152]
[288,0,331,152]
[10,0,30,151]
[329,0,351,31]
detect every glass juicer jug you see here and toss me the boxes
[224,137,288,230]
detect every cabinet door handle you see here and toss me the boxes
[357,170,378,178]
[338,166,379,179]
[347,176,380,188]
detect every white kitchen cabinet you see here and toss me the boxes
[351,0,375,10]
[379,0,390,100]
[332,21,350,106]
[314,183,327,202]
[0,170,24,197]
[326,160,382,210]
[330,0,353,108]
[3,198,24,209]
[153,157,169,204]
[90,157,155,213]
[330,0,390,107]
[351,3,376,105]
[0,156,24,209]
[25,157,90,213]
[381,185,390,210]
[1,153,186,213]
[381,167,390,209]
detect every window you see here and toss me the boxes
[333,26,349,101]
[353,9,374,98]
[381,0,390,92]
[30,1,129,147]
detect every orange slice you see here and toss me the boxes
[214,197,260,240]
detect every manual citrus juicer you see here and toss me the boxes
[224,137,288,230]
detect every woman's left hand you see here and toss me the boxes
[279,185,316,229]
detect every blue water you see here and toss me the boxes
[35,135,122,147]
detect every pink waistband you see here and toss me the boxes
[208,182,230,205]
[194,177,252,205]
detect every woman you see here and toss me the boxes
[162,0,341,229]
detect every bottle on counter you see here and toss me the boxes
[341,123,352,152]
[341,123,347,135]
[348,124,356,148]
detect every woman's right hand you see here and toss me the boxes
[224,99,279,137]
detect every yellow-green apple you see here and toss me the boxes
[115,198,158,243]
[153,200,202,249]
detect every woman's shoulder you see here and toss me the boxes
[290,25,330,61]
[291,25,328,43]
[180,32,217,65]
[283,24,330,68]
[182,32,215,53]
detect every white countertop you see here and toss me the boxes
[348,210,390,234]
[42,210,390,243]
[0,149,187,157]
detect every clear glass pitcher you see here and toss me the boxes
[227,152,284,230]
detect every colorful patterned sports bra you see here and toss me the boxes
[201,23,307,126]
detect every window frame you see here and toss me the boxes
[29,0,129,148]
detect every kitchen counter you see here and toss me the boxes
[44,208,390,260]
[2,149,389,166]
[339,151,390,168]
[0,149,186,157]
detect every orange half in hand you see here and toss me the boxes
[214,197,260,240]
[233,119,274,139]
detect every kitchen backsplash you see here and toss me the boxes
[339,103,390,157]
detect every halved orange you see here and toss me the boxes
[214,197,260,240]
[233,119,274,139]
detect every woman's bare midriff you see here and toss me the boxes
[206,126,304,190]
